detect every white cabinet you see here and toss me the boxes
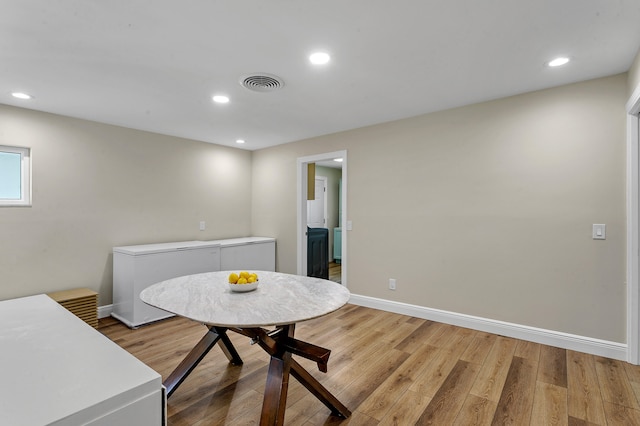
[1,295,164,426]
[112,241,221,328]
[217,237,276,271]
[112,237,275,328]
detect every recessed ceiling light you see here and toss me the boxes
[309,52,331,65]
[236,139,245,144]
[547,57,570,67]
[12,92,33,100]
[333,158,343,162]
[212,95,230,103]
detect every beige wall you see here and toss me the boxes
[0,73,629,343]
[629,47,640,97]
[252,74,627,342]
[0,105,252,305]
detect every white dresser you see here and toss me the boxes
[112,237,275,328]
[216,236,276,271]
[0,295,164,425]
[112,241,221,328]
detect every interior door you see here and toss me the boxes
[307,177,326,228]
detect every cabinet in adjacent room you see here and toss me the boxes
[307,227,329,279]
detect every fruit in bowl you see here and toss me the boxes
[228,271,258,284]
[228,271,259,292]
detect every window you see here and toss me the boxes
[0,145,31,206]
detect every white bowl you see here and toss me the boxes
[228,281,259,292]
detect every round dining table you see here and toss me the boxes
[140,270,351,425]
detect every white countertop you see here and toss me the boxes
[0,295,162,426]
[212,236,275,247]
[113,240,220,255]
[113,237,275,255]
[140,271,350,328]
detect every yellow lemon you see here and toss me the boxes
[249,273,258,281]
[239,271,250,279]
[247,276,256,283]
[237,277,248,284]
[228,273,239,284]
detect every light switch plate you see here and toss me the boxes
[592,224,606,240]
[389,278,396,290]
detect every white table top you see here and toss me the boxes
[140,271,350,328]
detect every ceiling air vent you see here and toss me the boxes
[240,73,284,92]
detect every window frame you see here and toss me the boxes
[0,145,31,207]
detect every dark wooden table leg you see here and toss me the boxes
[290,358,351,418]
[245,323,350,424]
[164,326,243,398]
[213,326,243,364]
[260,351,292,425]
[258,324,295,426]
[177,324,349,423]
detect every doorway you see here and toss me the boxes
[297,150,347,287]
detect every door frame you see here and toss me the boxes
[626,82,640,364]
[297,150,347,286]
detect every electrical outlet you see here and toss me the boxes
[389,278,396,290]
[199,221,206,231]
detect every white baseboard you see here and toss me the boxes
[349,294,627,361]
[98,304,113,319]
[99,296,627,360]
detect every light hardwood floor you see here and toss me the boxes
[99,305,640,425]
[329,261,341,284]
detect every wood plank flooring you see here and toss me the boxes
[329,262,341,283]
[99,305,640,425]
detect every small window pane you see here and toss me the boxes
[0,151,22,200]
[0,145,30,206]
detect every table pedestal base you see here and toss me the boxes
[163,324,350,425]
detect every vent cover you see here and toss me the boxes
[240,73,284,92]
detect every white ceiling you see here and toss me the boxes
[2,1,640,151]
